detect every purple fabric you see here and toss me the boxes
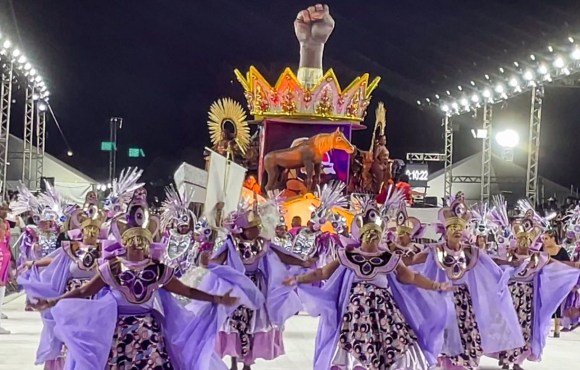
[420,246,525,355]
[53,288,228,370]
[296,264,449,369]
[532,261,580,359]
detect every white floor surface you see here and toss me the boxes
[1,294,578,370]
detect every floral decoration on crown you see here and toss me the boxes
[234,66,380,123]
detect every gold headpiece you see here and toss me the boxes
[234,66,380,123]
[207,98,250,155]
[440,199,471,229]
[121,227,153,247]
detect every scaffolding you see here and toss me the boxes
[443,115,453,198]
[0,63,13,199]
[22,85,35,188]
[35,106,46,189]
[526,85,544,205]
[480,104,493,202]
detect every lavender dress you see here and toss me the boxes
[420,243,525,370]
[562,244,580,328]
[17,241,103,369]
[497,252,580,365]
[209,235,302,365]
[297,247,451,370]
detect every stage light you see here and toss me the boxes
[416,100,421,105]
[513,61,519,67]
[482,89,491,98]
[471,94,480,103]
[484,74,490,80]
[30,68,37,76]
[563,67,571,75]
[471,129,488,139]
[17,55,26,64]
[435,94,440,99]
[530,54,536,61]
[32,93,39,100]
[538,64,548,74]
[24,62,31,70]
[553,56,565,68]
[425,98,431,103]
[495,83,504,93]
[457,85,463,91]
[441,104,449,112]
[2,40,12,49]
[451,102,459,110]
[496,129,519,148]
[509,77,519,87]
[35,75,42,83]
[572,48,580,60]
[460,98,469,107]
[446,90,451,96]
[543,73,552,82]
[569,36,575,43]
[499,67,505,73]
[523,70,534,81]
[548,45,554,53]
[470,80,476,86]
[37,102,48,111]
[66,150,73,157]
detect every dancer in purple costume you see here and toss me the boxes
[31,198,247,370]
[286,195,453,370]
[19,205,108,369]
[492,210,580,370]
[206,198,314,370]
[561,205,580,331]
[488,195,515,260]
[386,200,426,265]
[413,198,525,370]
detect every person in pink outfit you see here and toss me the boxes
[0,204,12,334]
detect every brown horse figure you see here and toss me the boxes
[263,128,355,191]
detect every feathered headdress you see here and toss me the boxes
[104,167,144,217]
[349,194,385,241]
[266,190,287,227]
[35,180,74,226]
[516,199,548,228]
[389,201,425,239]
[160,185,196,231]
[9,182,43,220]
[438,198,471,229]
[489,195,510,229]
[512,200,544,250]
[378,185,406,220]
[470,202,491,236]
[563,205,580,241]
[309,181,347,230]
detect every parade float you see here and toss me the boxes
[203,4,397,230]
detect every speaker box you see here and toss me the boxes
[424,196,438,206]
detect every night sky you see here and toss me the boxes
[2,0,580,192]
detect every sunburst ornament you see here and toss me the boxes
[207,98,250,155]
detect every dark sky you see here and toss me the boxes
[2,0,580,189]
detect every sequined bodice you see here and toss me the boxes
[338,248,400,280]
[273,234,293,252]
[435,243,479,281]
[164,230,195,275]
[507,251,548,281]
[101,259,174,304]
[291,229,317,258]
[63,241,101,272]
[391,242,423,258]
[38,231,58,257]
[234,237,267,265]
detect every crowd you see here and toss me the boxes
[0,168,579,370]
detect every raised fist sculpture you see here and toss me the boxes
[294,4,335,46]
[294,4,335,85]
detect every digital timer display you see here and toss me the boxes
[405,164,429,187]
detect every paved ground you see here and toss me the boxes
[1,294,578,369]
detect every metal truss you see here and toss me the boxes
[481,104,493,202]
[406,152,445,162]
[0,63,13,199]
[443,116,453,198]
[526,85,544,205]
[22,85,35,188]
[35,108,46,189]
[452,176,525,184]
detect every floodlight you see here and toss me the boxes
[495,129,519,148]
[460,98,468,107]
[17,55,26,64]
[471,94,480,103]
[67,150,74,157]
[482,89,491,98]
[553,56,565,68]
[457,85,463,91]
[523,70,534,81]
[572,48,580,60]
[530,54,536,61]
[470,80,476,86]
[509,77,519,87]
[499,67,505,73]
[37,102,48,111]
[24,62,31,70]
[494,84,504,93]
[416,100,421,105]
[484,74,490,80]
[471,129,488,139]
[451,102,459,110]
[2,40,11,49]
[538,64,548,74]
[12,49,20,57]
[513,61,519,67]
[569,36,575,43]
[548,45,554,53]
[435,94,440,99]
[441,104,449,112]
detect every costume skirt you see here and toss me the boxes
[440,285,484,370]
[499,281,534,365]
[0,243,11,284]
[216,270,284,365]
[331,282,427,370]
[108,313,173,370]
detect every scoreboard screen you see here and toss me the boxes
[405,163,429,187]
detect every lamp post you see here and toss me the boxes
[108,117,123,184]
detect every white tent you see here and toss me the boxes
[423,152,572,205]
[6,134,96,203]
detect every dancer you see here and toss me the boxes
[286,195,451,370]
[160,185,198,277]
[31,198,245,370]
[206,198,310,370]
[470,202,495,254]
[416,198,524,370]
[495,210,580,370]
[0,204,11,334]
[102,167,145,238]
[19,205,108,369]
[561,205,580,331]
[387,200,425,262]
[488,195,514,259]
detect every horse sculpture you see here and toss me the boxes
[263,128,355,191]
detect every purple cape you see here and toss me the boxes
[421,246,525,355]
[296,264,451,369]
